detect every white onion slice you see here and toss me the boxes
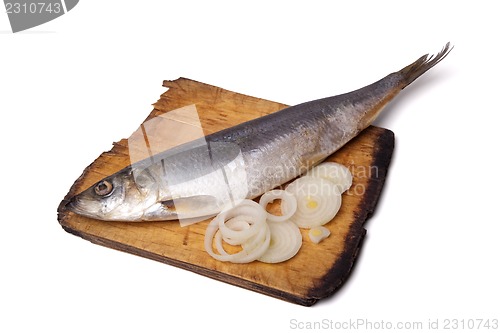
[204,199,271,263]
[309,226,331,244]
[305,162,353,193]
[285,176,342,228]
[217,200,266,243]
[214,223,271,263]
[219,215,259,245]
[219,216,252,246]
[258,190,297,222]
[256,220,302,263]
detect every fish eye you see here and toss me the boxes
[94,180,113,196]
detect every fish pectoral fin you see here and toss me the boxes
[142,195,220,221]
[162,195,220,217]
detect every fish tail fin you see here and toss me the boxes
[398,42,453,88]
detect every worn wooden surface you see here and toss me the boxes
[57,78,394,306]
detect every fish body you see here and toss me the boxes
[67,44,452,222]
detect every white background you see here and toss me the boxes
[1,1,499,332]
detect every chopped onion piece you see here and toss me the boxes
[305,162,352,193]
[285,176,342,228]
[258,190,297,222]
[309,226,331,244]
[256,220,302,263]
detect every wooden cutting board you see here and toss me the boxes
[57,78,394,306]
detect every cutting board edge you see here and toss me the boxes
[306,127,395,302]
[58,220,320,306]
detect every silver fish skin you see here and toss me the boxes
[67,43,452,222]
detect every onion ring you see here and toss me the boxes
[204,199,271,263]
[285,176,342,228]
[258,190,297,222]
[257,220,302,263]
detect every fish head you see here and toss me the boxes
[66,167,164,221]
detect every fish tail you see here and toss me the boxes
[398,42,453,88]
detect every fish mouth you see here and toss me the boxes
[64,195,82,214]
[64,195,109,221]
[65,195,96,218]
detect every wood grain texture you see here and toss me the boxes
[57,78,394,306]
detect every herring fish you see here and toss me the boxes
[67,43,452,222]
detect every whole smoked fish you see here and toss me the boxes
[67,44,452,222]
